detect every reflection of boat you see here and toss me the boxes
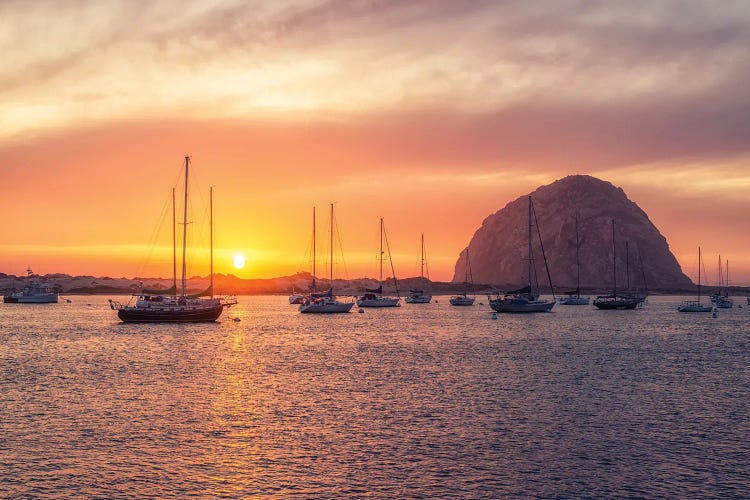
[678,246,713,312]
[3,267,58,303]
[357,218,400,308]
[558,213,589,305]
[450,248,475,306]
[489,196,555,313]
[593,220,639,310]
[405,234,432,304]
[299,204,354,313]
[109,156,237,322]
[290,207,318,305]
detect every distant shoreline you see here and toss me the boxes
[2,271,748,296]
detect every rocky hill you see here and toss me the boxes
[452,175,692,291]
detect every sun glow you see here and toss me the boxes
[233,254,246,269]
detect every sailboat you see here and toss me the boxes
[299,204,354,313]
[678,246,713,312]
[489,196,555,313]
[620,241,648,304]
[450,248,475,306]
[558,213,589,305]
[109,156,237,322]
[357,218,400,307]
[710,256,733,308]
[290,207,317,305]
[593,220,640,310]
[3,266,58,303]
[405,234,432,304]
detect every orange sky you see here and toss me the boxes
[2,1,749,284]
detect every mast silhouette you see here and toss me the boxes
[172,187,176,292]
[181,156,189,298]
[210,186,214,298]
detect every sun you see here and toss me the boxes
[233,254,246,269]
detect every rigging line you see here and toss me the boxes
[532,199,556,299]
[382,220,399,297]
[134,188,172,280]
[333,205,350,281]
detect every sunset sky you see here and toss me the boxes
[2,0,749,283]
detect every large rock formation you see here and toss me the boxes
[452,175,692,291]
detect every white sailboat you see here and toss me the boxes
[299,204,355,313]
[450,248,475,306]
[357,218,400,307]
[489,196,555,313]
[678,246,713,312]
[558,213,590,305]
[405,234,432,304]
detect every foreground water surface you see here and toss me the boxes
[1,295,749,498]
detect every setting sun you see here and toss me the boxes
[233,254,246,269]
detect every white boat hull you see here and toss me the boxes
[677,302,713,312]
[357,296,400,307]
[558,296,590,305]
[299,301,354,313]
[449,296,475,306]
[405,295,432,303]
[289,293,305,304]
[3,293,58,304]
[490,298,555,313]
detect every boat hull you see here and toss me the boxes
[357,297,400,307]
[677,304,713,312]
[449,296,475,306]
[489,299,554,313]
[299,301,354,313]
[3,294,58,304]
[117,304,224,322]
[289,294,305,304]
[593,298,639,310]
[558,296,590,305]
[405,295,432,304]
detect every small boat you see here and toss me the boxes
[109,156,237,322]
[299,204,354,313]
[593,220,640,310]
[405,234,432,304]
[558,213,589,305]
[489,196,555,313]
[678,247,713,312]
[450,248,475,306]
[288,291,305,305]
[357,218,400,308]
[3,267,58,303]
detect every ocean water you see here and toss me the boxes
[1,295,749,498]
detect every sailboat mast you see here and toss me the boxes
[313,206,316,282]
[719,255,723,294]
[172,187,176,291]
[612,220,617,297]
[626,241,630,291]
[379,217,384,284]
[698,246,702,302]
[527,196,533,292]
[420,234,425,279]
[210,186,213,299]
[181,156,189,298]
[576,212,581,297]
[329,203,333,285]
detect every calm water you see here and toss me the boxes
[1,295,749,498]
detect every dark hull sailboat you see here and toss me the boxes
[116,302,224,322]
[110,156,236,323]
[593,220,640,311]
